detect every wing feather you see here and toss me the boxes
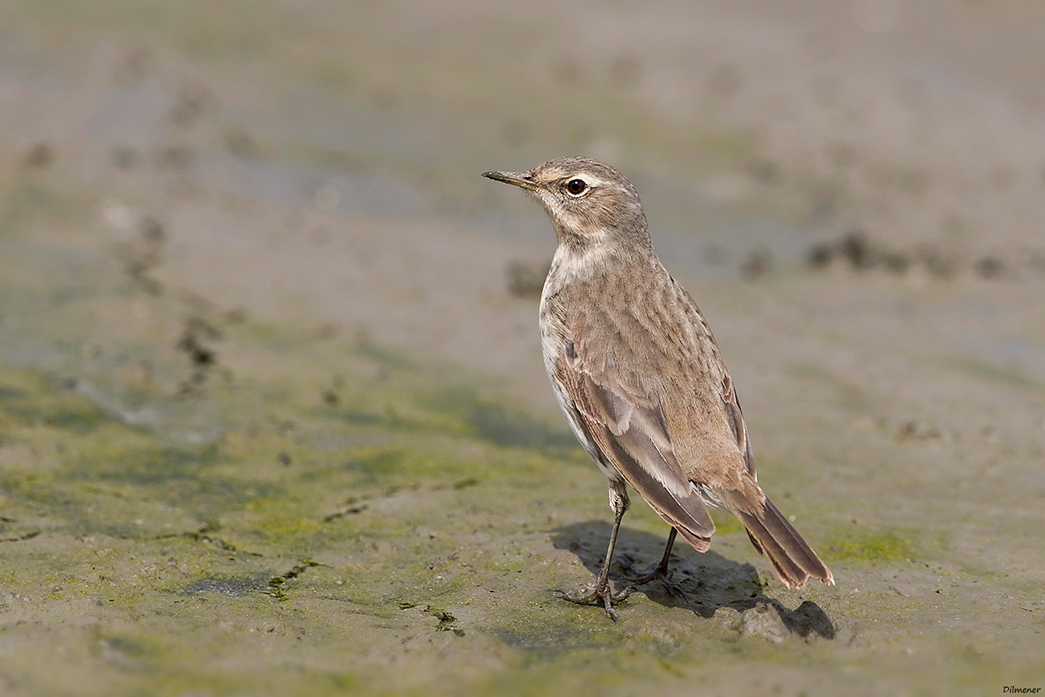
[721,373,756,478]
[558,353,716,549]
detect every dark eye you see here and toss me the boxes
[566,179,588,196]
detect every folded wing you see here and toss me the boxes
[556,353,716,552]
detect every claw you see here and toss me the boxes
[620,566,688,602]
[618,551,689,602]
[557,582,633,622]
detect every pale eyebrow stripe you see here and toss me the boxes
[541,170,612,189]
[579,175,612,188]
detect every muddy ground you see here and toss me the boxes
[1,1,1044,695]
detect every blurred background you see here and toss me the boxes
[1,0,1044,694]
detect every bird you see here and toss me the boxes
[483,157,833,621]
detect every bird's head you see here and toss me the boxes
[483,157,651,252]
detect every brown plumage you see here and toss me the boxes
[483,157,833,620]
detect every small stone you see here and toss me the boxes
[785,600,835,639]
[155,145,194,170]
[974,257,1004,279]
[139,216,165,243]
[741,248,773,280]
[807,242,835,268]
[169,82,212,127]
[111,146,140,170]
[747,157,781,185]
[23,143,54,169]
[918,247,955,279]
[841,230,874,269]
[224,127,258,159]
[739,601,789,643]
[713,605,742,632]
[881,251,911,275]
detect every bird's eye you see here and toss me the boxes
[565,179,588,196]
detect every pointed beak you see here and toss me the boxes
[482,170,542,192]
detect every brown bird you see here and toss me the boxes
[483,157,833,620]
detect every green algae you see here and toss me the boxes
[0,371,105,433]
[822,528,915,564]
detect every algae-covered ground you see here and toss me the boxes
[2,1,1045,695]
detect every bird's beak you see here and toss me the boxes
[482,170,542,192]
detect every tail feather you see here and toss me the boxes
[733,498,834,589]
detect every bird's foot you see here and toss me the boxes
[619,559,688,602]
[556,581,633,622]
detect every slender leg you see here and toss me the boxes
[620,527,689,601]
[557,481,633,622]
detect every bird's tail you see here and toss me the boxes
[730,496,834,589]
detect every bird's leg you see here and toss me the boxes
[557,481,633,622]
[620,527,688,601]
